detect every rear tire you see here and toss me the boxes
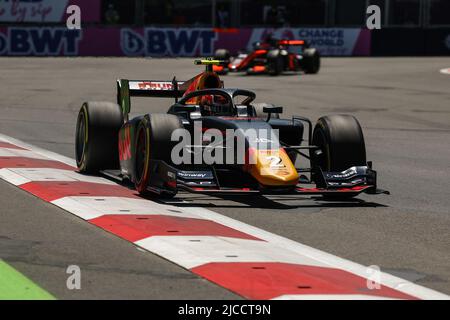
[75,102,123,173]
[302,48,321,74]
[214,49,231,62]
[134,114,183,198]
[312,114,366,172]
[266,49,283,76]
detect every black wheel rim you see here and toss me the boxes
[312,128,328,171]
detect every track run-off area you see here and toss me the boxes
[0,57,449,299]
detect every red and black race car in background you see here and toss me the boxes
[213,36,321,76]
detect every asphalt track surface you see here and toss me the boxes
[0,57,449,299]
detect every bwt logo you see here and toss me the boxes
[0,27,82,55]
[121,28,217,56]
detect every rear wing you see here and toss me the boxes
[117,78,186,118]
[116,59,224,118]
[278,40,306,46]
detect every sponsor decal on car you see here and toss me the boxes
[177,171,214,180]
[325,167,359,180]
[137,82,174,90]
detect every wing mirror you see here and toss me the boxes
[263,106,283,114]
[263,106,283,121]
[172,104,198,113]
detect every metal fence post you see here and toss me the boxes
[231,0,240,28]
[135,0,145,26]
[212,0,216,27]
[328,0,336,27]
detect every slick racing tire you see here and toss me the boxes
[76,101,123,173]
[252,103,281,119]
[266,49,284,76]
[134,114,183,198]
[214,49,231,63]
[301,48,321,74]
[311,115,366,199]
[312,114,366,172]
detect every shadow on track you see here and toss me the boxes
[88,172,387,210]
[160,194,387,210]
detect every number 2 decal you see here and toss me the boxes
[267,156,284,168]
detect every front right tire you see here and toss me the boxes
[301,48,321,74]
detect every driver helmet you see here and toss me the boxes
[200,95,232,116]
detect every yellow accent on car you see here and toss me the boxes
[247,148,299,186]
[194,59,223,66]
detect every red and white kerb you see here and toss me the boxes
[0,135,447,300]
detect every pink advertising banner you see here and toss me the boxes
[0,26,371,57]
[0,0,101,23]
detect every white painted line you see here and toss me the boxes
[440,68,450,75]
[0,168,116,186]
[179,206,448,300]
[136,236,324,269]
[53,196,195,220]
[0,148,49,159]
[0,168,32,185]
[0,134,76,167]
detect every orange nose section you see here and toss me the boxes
[246,148,299,187]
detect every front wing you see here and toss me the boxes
[145,161,389,197]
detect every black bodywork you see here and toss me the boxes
[115,87,386,198]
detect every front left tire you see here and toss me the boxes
[266,49,284,76]
[214,48,231,62]
[75,101,123,173]
[311,114,366,172]
[134,114,183,197]
[311,114,367,199]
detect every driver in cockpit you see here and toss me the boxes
[200,94,234,116]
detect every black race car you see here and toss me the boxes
[75,59,387,199]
